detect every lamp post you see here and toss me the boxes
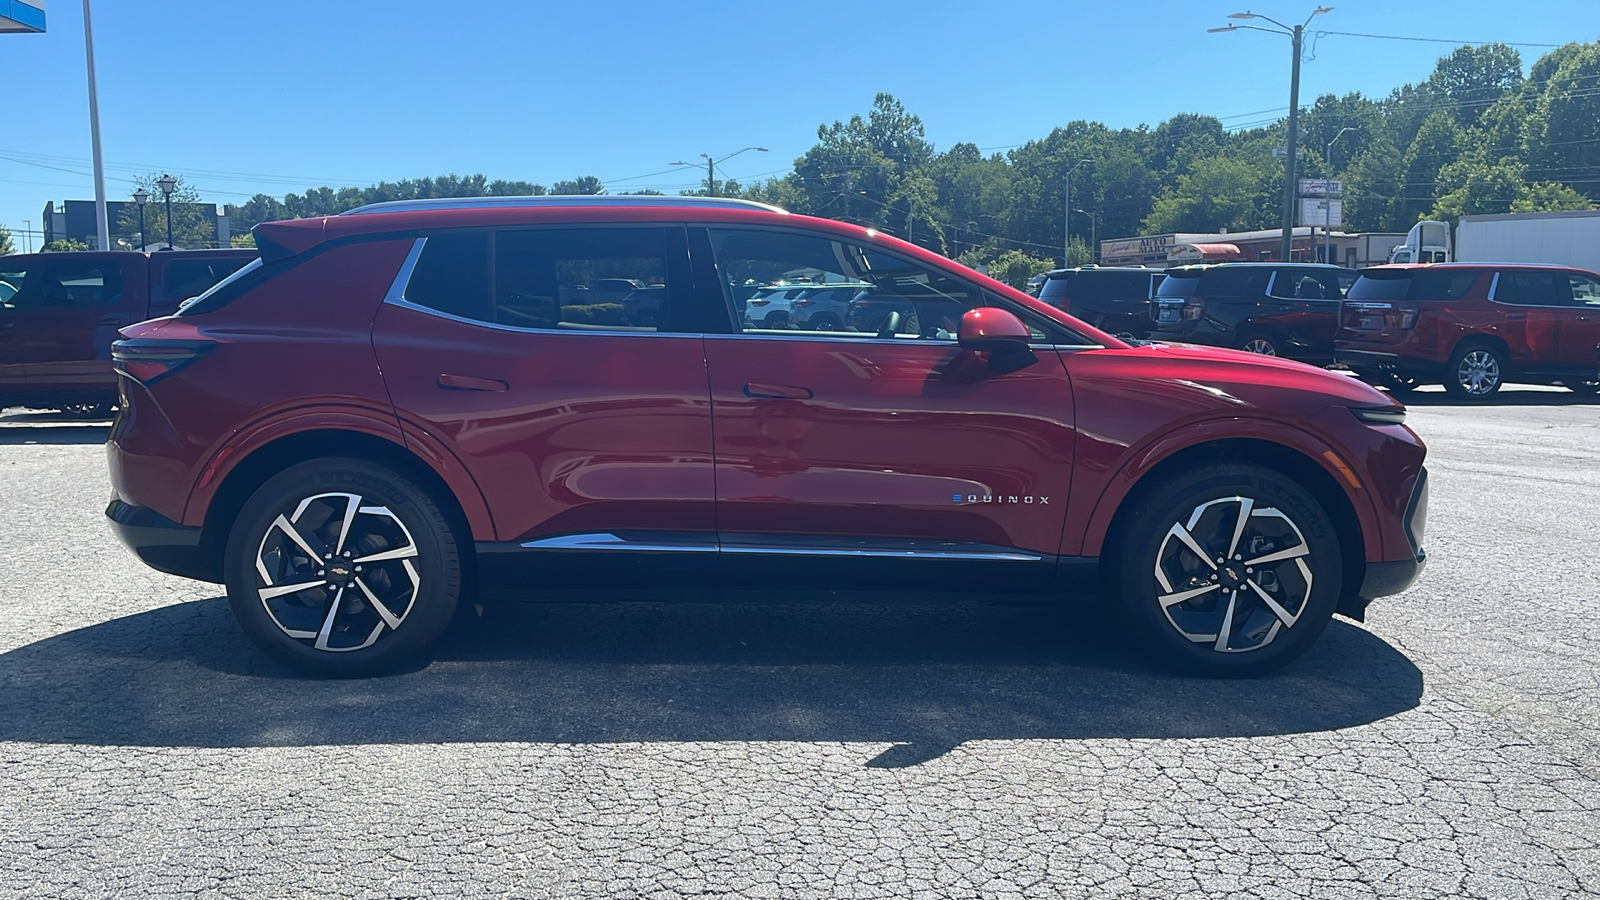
[1072,209,1098,264]
[671,146,767,198]
[133,188,148,251]
[1064,159,1091,266]
[1323,126,1356,264]
[1209,6,1333,261]
[82,0,110,251]
[158,174,175,249]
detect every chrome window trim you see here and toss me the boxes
[701,332,1094,351]
[383,238,428,307]
[1488,272,1501,302]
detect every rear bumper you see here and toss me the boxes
[1335,346,1439,378]
[105,497,218,583]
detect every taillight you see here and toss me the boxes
[1387,303,1419,329]
[749,298,769,306]
[793,299,814,308]
[1056,295,1072,312]
[111,338,214,386]
[1183,299,1205,320]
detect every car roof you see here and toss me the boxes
[340,195,785,216]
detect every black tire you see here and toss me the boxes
[1237,332,1280,357]
[1107,463,1342,677]
[1443,341,1506,400]
[1104,314,1147,342]
[1564,379,1599,396]
[809,313,843,332]
[223,457,465,677]
[1382,373,1419,395]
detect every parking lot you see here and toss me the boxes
[1,390,1597,899]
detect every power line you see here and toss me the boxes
[1314,29,1564,48]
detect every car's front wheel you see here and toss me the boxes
[223,457,465,677]
[1110,464,1342,676]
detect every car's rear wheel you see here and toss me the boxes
[1444,341,1506,399]
[809,313,843,331]
[1238,333,1279,356]
[223,457,464,677]
[1109,463,1342,676]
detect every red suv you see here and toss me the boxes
[1337,263,1600,398]
[105,197,1428,677]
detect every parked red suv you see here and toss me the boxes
[1337,263,1600,398]
[105,197,1428,677]
[0,249,255,414]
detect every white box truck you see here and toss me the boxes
[1455,210,1600,271]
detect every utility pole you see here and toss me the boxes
[1064,159,1091,267]
[670,147,766,200]
[1208,7,1332,263]
[82,0,109,252]
[1281,23,1303,262]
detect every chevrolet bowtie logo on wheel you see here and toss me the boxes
[953,494,1049,505]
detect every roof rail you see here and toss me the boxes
[340,195,788,216]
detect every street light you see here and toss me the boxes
[1064,159,1091,266]
[133,188,148,251]
[158,174,176,249]
[1210,6,1333,261]
[671,146,767,198]
[1072,208,1098,264]
[1323,126,1357,264]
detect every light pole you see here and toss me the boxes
[671,146,767,197]
[1064,158,1091,266]
[1323,126,1356,264]
[1072,209,1098,264]
[158,174,176,249]
[133,188,148,251]
[1210,6,1333,261]
[82,0,110,251]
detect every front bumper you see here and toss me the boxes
[1360,466,1429,601]
[106,498,218,583]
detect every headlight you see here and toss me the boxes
[1350,406,1406,426]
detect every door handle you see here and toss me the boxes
[743,382,813,400]
[438,373,508,392]
[1504,312,1526,320]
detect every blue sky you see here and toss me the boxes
[2,0,1594,248]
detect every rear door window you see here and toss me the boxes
[1493,271,1573,307]
[1201,267,1271,297]
[497,228,675,331]
[4,261,123,308]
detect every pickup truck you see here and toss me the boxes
[0,249,256,414]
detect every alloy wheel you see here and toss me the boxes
[1153,496,1314,654]
[1241,338,1277,356]
[1455,349,1501,396]
[254,492,421,652]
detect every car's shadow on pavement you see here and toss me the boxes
[0,424,110,445]
[1393,388,1598,407]
[0,594,1424,762]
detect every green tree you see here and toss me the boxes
[229,232,257,249]
[116,174,219,248]
[0,224,13,256]
[550,175,605,195]
[985,249,1055,290]
[44,238,89,252]
[1423,44,1523,128]
[1525,42,1600,202]
[1143,156,1271,233]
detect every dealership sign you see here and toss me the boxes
[1300,198,1343,228]
[0,0,44,33]
[1299,179,1344,198]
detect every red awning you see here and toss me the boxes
[1193,243,1241,258]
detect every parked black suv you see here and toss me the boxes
[1036,267,1165,339]
[1149,263,1358,363]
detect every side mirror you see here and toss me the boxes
[958,307,1037,374]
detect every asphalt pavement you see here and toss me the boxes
[1,390,1597,899]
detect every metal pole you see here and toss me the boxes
[137,206,145,251]
[21,220,29,253]
[707,157,715,198]
[1063,174,1070,267]
[1325,168,1333,264]
[1280,24,1303,261]
[82,0,110,252]
[164,195,173,248]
